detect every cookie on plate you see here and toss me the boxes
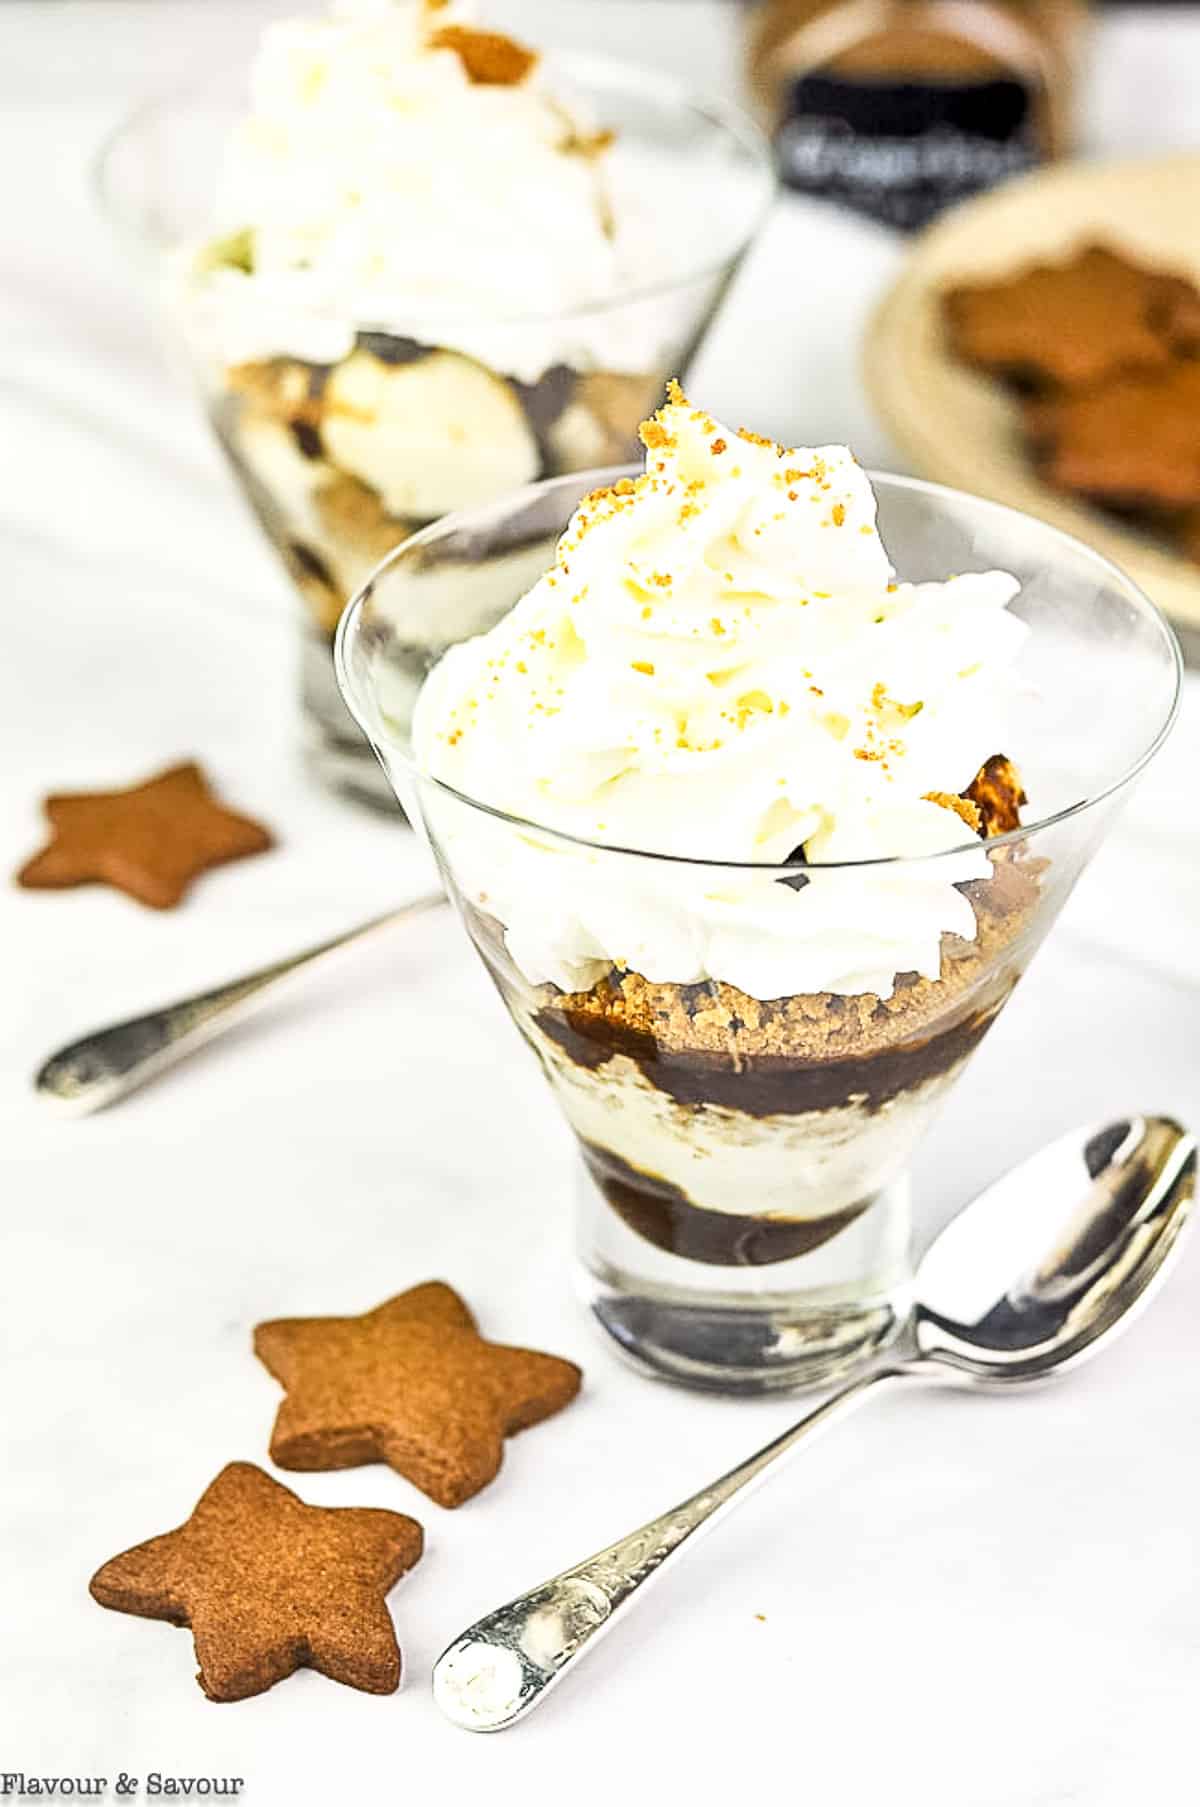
[1024,361,1200,508]
[943,242,1200,391]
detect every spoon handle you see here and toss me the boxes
[433,1366,911,1732]
[34,891,445,1115]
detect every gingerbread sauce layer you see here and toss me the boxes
[581,1142,868,1266]
[533,857,1040,1118]
[540,990,1004,1118]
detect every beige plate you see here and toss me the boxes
[864,154,1200,633]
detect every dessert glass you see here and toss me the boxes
[95,58,774,810]
[337,469,1180,1392]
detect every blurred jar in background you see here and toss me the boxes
[747,0,1089,230]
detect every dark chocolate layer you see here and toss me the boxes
[583,1143,867,1267]
[354,331,428,366]
[538,993,1004,1118]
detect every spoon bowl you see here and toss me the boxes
[913,1115,1196,1382]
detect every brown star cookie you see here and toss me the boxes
[254,1282,582,1508]
[1024,361,1200,508]
[89,1462,423,1702]
[943,243,1200,391]
[17,761,273,909]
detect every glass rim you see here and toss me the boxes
[91,49,777,325]
[336,465,1184,875]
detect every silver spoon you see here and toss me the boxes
[34,891,445,1115]
[433,1114,1196,1733]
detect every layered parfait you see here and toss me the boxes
[409,388,1039,1309]
[174,0,750,645]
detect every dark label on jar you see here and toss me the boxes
[775,73,1039,230]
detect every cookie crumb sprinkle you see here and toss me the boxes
[429,24,538,85]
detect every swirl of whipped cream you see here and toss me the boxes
[182,0,676,380]
[410,390,1029,999]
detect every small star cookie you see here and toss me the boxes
[17,761,272,909]
[255,1282,582,1508]
[89,1463,423,1701]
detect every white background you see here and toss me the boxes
[2,5,1199,1804]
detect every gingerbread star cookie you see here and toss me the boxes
[1025,361,1200,509]
[89,1462,423,1702]
[254,1282,582,1508]
[943,243,1200,391]
[17,761,273,909]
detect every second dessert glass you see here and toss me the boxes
[95,56,773,809]
[337,470,1180,1392]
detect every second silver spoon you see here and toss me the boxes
[35,890,446,1115]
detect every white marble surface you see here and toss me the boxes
[2,5,1199,1803]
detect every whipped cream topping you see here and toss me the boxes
[409,391,1029,1000]
[183,0,687,380]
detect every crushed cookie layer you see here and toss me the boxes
[533,756,1033,1095]
[528,829,1041,1118]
